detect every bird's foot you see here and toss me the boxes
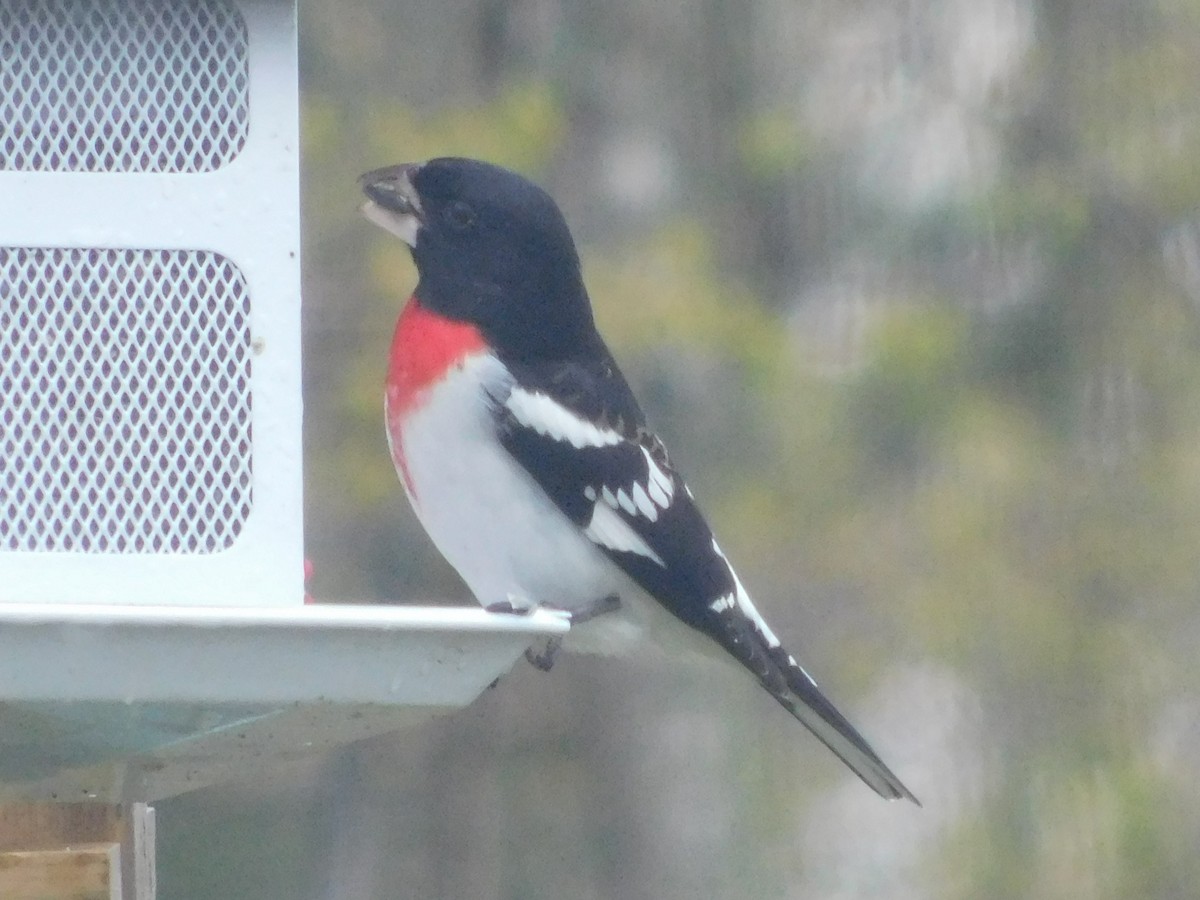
[485,597,562,670]
[488,594,621,672]
[524,636,563,671]
[485,595,538,616]
[523,594,621,672]
[486,593,620,624]
[562,592,621,625]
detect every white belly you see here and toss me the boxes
[390,353,656,654]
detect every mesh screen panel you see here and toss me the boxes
[0,248,253,553]
[0,0,249,172]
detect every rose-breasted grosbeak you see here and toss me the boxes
[359,157,917,804]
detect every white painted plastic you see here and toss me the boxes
[0,604,570,801]
[0,0,303,607]
[0,604,570,705]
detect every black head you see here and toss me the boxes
[360,157,597,360]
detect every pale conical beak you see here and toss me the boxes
[359,162,424,247]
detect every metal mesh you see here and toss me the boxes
[0,0,249,173]
[0,248,253,553]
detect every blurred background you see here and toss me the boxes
[160,0,1200,896]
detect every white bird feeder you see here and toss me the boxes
[0,1,564,893]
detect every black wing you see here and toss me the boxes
[492,350,735,630]
[489,348,918,803]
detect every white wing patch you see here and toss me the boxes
[709,593,737,613]
[503,388,681,560]
[646,480,669,509]
[505,388,623,448]
[584,500,665,565]
[631,482,657,520]
[641,447,675,506]
[710,538,782,649]
[584,445,677,527]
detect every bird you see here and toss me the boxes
[359,157,918,804]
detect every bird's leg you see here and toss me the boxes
[561,592,621,625]
[486,594,621,671]
[523,593,621,672]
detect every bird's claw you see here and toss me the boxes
[522,594,621,673]
[485,598,537,616]
[566,593,620,625]
[488,594,621,672]
[524,636,563,671]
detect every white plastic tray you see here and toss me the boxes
[0,603,568,801]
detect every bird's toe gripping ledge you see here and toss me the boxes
[0,603,570,803]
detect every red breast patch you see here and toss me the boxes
[385,295,487,499]
[386,295,487,415]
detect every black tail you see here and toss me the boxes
[711,613,919,804]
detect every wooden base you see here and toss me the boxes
[0,804,154,900]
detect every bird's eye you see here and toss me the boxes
[444,201,477,231]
